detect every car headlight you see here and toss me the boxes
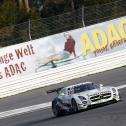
[112,88,116,94]
[78,96,86,101]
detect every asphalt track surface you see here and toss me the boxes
[0,67,126,126]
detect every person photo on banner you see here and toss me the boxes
[50,32,77,68]
[36,32,77,68]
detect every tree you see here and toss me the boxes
[0,0,42,46]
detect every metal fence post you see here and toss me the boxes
[28,19,32,41]
[82,5,85,27]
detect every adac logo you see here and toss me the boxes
[81,18,126,56]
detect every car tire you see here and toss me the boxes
[71,99,78,113]
[52,106,61,117]
[52,100,62,117]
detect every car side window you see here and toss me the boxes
[67,87,74,95]
[67,88,71,95]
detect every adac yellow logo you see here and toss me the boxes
[81,19,126,56]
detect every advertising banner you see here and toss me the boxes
[0,16,126,81]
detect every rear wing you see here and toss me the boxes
[46,87,64,94]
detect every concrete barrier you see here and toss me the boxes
[0,50,126,98]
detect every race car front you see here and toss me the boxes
[74,86,120,110]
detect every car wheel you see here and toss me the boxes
[52,100,62,117]
[71,99,78,113]
[52,106,61,117]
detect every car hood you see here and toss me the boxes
[74,86,112,97]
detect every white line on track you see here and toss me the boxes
[0,85,126,119]
[117,85,126,90]
[0,102,51,119]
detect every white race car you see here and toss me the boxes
[47,82,120,117]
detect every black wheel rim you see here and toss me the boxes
[72,100,78,112]
[53,107,58,116]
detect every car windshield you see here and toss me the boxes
[74,83,98,93]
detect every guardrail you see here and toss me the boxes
[0,50,126,98]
